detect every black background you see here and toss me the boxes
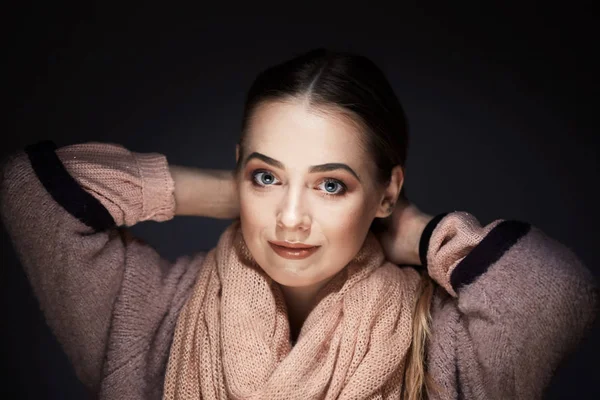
[3,2,599,398]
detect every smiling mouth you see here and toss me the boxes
[268,242,320,260]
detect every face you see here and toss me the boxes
[237,100,396,291]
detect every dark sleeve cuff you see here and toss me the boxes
[25,140,115,232]
[419,213,532,294]
[450,220,531,291]
[419,212,450,267]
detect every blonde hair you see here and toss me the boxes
[402,271,445,400]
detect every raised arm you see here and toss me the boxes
[0,140,236,396]
[421,211,598,399]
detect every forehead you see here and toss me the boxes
[244,100,370,170]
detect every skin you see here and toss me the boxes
[169,163,433,268]
[234,99,404,335]
[170,98,435,336]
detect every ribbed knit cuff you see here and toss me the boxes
[421,210,531,297]
[25,140,116,231]
[133,152,176,222]
[449,220,531,291]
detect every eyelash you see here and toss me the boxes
[250,169,348,197]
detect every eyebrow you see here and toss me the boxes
[244,152,361,181]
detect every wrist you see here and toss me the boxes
[408,213,435,266]
[220,170,239,219]
[171,166,239,219]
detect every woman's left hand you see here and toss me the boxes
[373,194,435,266]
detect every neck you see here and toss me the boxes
[280,279,331,342]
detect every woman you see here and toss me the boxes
[1,49,597,399]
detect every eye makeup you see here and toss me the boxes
[248,169,349,198]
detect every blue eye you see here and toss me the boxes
[318,179,346,195]
[252,170,279,186]
[250,170,346,196]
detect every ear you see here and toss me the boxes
[235,144,240,164]
[374,165,404,218]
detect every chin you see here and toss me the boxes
[259,261,321,288]
[247,240,333,287]
[281,270,338,291]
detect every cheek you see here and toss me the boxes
[238,191,282,275]
[239,189,276,238]
[315,197,375,244]
[239,183,376,245]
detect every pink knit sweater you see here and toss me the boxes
[0,141,597,399]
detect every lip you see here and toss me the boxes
[269,241,317,249]
[268,241,320,260]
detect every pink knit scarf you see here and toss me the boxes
[163,222,420,399]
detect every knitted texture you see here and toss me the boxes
[2,142,597,399]
[425,212,502,297]
[57,142,175,226]
[163,221,421,400]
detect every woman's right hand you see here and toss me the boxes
[169,166,239,219]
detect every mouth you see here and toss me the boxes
[268,241,320,260]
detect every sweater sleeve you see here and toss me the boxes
[422,211,598,399]
[0,141,189,395]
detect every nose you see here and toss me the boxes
[276,186,311,234]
